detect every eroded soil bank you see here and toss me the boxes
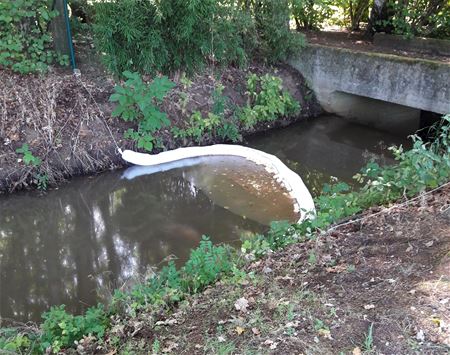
[89,184,450,354]
[0,64,320,194]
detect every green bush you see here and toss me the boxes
[181,236,234,293]
[379,0,450,38]
[0,0,67,73]
[239,74,300,129]
[112,236,234,316]
[291,0,334,30]
[252,0,305,62]
[40,305,108,352]
[110,71,175,151]
[93,0,304,76]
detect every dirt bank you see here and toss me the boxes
[95,184,450,354]
[0,64,320,194]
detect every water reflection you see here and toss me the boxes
[247,115,411,195]
[0,115,412,323]
[0,157,295,322]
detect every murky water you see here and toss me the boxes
[0,115,411,322]
[248,115,410,195]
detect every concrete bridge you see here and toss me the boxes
[289,44,450,133]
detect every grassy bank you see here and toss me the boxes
[1,116,449,353]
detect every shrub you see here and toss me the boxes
[181,236,234,293]
[252,0,306,62]
[94,0,252,75]
[291,0,334,30]
[112,236,234,316]
[93,0,304,76]
[0,0,67,73]
[378,0,450,39]
[110,71,175,151]
[40,305,108,352]
[239,74,300,128]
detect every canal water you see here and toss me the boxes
[0,115,411,322]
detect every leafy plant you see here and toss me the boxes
[171,84,241,143]
[93,0,303,76]
[378,0,450,39]
[363,323,374,352]
[291,0,334,30]
[239,74,300,129]
[241,221,304,258]
[16,144,42,167]
[251,0,306,62]
[0,329,37,353]
[0,0,67,73]
[181,236,234,293]
[110,71,175,151]
[40,305,108,352]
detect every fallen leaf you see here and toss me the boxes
[236,326,245,335]
[318,328,332,339]
[352,347,362,355]
[326,264,347,273]
[234,297,249,312]
[425,241,434,247]
[251,327,260,335]
[416,329,425,341]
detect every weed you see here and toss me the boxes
[308,252,317,265]
[110,72,175,151]
[347,264,356,273]
[151,338,160,354]
[206,339,236,355]
[16,144,42,167]
[239,74,300,129]
[363,323,374,352]
[40,305,108,352]
[314,318,330,332]
[0,0,68,73]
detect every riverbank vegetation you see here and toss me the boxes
[1,0,449,353]
[1,115,449,353]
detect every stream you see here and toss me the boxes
[0,115,411,322]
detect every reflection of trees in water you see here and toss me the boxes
[0,171,263,322]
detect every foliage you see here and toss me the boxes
[93,0,251,75]
[40,305,108,352]
[93,0,304,76]
[239,74,300,129]
[16,144,42,167]
[112,236,234,316]
[291,0,334,30]
[378,0,450,38]
[110,71,175,151]
[172,74,299,144]
[0,328,38,353]
[3,114,448,353]
[172,111,223,143]
[172,83,242,143]
[181,236,234,293]
[15,143,49,190]
[241,221,304,258]
[0,0,67,73]
[251,0,306,63]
